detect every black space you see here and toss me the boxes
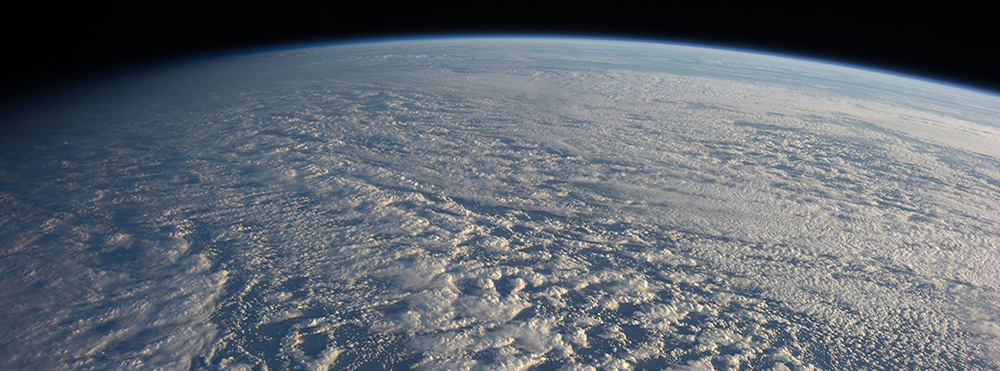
[2,1,998,105]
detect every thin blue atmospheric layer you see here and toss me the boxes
[194,34,1000,99]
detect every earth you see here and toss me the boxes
[2,37,1000,370]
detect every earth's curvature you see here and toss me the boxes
[2,37,1000,370]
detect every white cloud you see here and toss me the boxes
[2,38,999,370]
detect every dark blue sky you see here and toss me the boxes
[2,1,997,101]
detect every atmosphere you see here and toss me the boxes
[2,1,998,99]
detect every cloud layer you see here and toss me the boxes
[1,39,999,370]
